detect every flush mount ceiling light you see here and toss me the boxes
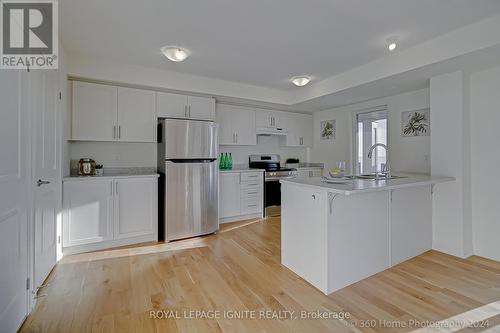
[387,37,398,51]
[161,46,190,62]
[291,76,311,87]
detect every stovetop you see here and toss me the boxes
[248,154,298,180]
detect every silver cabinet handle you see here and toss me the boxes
[110,182,113,196]
[37,179,50,187]
[184,105,188,118]
[118,126,121,139]
[113,126,116,139]
[115,182,118,195]
[235,133,238,143]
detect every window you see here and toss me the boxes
[354,108,388,175]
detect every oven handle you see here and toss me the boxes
[265,176,297,182]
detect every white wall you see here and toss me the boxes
[220,135,308,165]
[470,66,500,261]
[69,142,157,171]
[312,88,430,175]
[430,71,472,258]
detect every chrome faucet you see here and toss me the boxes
[367,143,391,180]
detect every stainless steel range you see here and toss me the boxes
[249,154,297,216]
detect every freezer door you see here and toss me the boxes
[165,160,219,241]
[161,119,218,159]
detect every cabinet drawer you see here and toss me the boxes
[240,197,262,215]
[241,188,261,198]
[240,172,262,182]
[240,181,261,190]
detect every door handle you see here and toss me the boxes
[37,179,50,187]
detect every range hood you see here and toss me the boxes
[256,127,287,136]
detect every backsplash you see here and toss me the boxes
[220,135,309,165]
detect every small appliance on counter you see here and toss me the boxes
[78,158,96,176]
[285,158,300,169]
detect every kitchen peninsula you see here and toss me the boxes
[280,174,454,294]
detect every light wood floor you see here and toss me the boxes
[21,217,500,332]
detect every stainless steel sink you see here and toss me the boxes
[355,174,406,180]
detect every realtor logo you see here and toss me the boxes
[1,0,58,69]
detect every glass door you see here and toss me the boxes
[354,109,388,175]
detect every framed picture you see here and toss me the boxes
[320,120,336,140]
[401,109,430,137]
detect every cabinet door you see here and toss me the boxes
[284,115,301,146]
[114,178,157,239]
[157,92,188,118]
[231,106,256,145]
[219,173,241,218]
[117,87,156,142]
[255,109,273,128]
[215,105,234,145]
[298,116,313,147]
[188,96,215,121]
[272,111,286,130]
[72,81,117,141]
[63,180,113,247]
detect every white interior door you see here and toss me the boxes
[33,70,60,292]
[0,71,30,331]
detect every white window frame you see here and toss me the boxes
[350,105,389,175]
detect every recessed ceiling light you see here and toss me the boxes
[161,46,190,62]
[291,76,311,87]
[387,37,398,51]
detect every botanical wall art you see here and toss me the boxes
[320,120,336,140]
[401,109,430,137]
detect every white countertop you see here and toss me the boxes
[63,173,159,182]
[281,173,455,195]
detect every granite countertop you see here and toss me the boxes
[219,164,265,173]
[281,173,455,196]
[64,167,159,182]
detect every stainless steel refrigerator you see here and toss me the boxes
[157,118,219,242]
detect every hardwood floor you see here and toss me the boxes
[20,217,500,332]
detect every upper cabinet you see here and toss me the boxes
[255,109,285,130]
[117,87,156,142]
[216,104,256,145]
[284,113,313,147]
[157,92,215,121]
[71,81,156,142]
[72,81,117,141]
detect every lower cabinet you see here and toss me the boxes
[63,176,158,254]
[219,171,264,223]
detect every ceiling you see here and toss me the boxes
[61,0,500,92]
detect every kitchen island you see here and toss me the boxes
[280,174,454,295]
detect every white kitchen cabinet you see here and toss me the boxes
[255,109,285,129]
[117,87,156,142]
[216,104,257,145]
[156,92,187,118]
[219,171,263,222]
[219,172,241,218]
[71,81,156,142]
[188,95,215,121]
[284,114,313,147]
[63,179,114,247]
[157,92,215,121]
[114,178,157,239]
[63,176,158,254]
[72,81,117,141]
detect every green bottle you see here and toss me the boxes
[228,153,233,170]
[220,153,225,169]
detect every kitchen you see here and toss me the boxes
[3,1,500,332]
